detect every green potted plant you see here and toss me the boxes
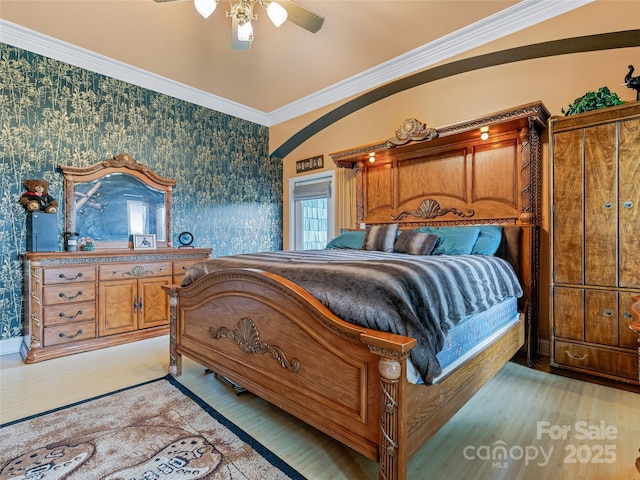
[562,86,624,116]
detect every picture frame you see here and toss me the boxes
[296,155,324,173]
[133,234,156,250]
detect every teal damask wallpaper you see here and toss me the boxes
[0,44,282,340]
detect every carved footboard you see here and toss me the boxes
[163,268,417,479]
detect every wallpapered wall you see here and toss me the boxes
[0,44,283,341]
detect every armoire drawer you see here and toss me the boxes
[554,340,638,381]
[43,321,97,346]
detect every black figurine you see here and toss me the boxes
[624,65,640,101]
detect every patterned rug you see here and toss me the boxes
[0,375,305,480]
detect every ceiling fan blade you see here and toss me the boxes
[279,0,324,33]
[231,16,251,50]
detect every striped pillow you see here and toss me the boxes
[394,231,440,255]
[362,224,399,252]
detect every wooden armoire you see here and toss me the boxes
[550,102,640,387]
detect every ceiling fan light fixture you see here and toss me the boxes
[265,1,288,27]
[194,0,217,18]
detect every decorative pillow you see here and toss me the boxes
[472,225,504,255]
[394,231,440,255]
[414,226,480,255]
[325,230,366,249]
[362,224,399,252]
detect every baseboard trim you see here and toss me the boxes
[0,336,25,356]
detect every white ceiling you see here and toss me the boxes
[0,0,594,126]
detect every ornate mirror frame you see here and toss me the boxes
[60,154,176,249]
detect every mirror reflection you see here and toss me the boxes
[74,173,166,242]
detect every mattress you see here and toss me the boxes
[407,296,520,384]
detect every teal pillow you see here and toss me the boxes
[472,225,504,255]
[326,230,366,249]
[414,226,480,255]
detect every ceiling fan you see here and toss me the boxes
[153,0,325,50]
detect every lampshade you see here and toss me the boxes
[194,0,217,19]
[237,20,254,42]
[266,1,288,27]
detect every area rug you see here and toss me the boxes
[0,375,305,480]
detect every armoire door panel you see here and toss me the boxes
[552,130,584,285]
[619,291,640,349]
[585,290,618,345]
[619,117,640,289]
[584,124,617,287]
[553,287,584,340]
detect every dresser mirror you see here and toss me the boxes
[60,154,176,249]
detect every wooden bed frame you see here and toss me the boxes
[164,102,549,480]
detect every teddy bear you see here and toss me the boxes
[19,179,59,213]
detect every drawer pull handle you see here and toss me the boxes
[59,272,83,281]
[603,309,613,317]
[59,329,83,339]
[624,312,632,320]
[59,310,83,319]
[603,202,613,210]
[59,291,83,300]
[623,200,633,209]
[565,350,587,361]
[134,296,144,313]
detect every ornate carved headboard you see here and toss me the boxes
[329,101,550,364]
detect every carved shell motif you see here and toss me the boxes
[210,318,300,373]
[391,198,475,221]
[386,118,438,147]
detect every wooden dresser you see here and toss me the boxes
[550,102,640,386]
[21,248,211,363]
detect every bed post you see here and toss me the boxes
[163,286,182,376]
[378,355,409,480]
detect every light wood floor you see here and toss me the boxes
[1,336,639,480]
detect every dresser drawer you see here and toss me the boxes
[44,320,97,346]
[173,260,198,276]
[43,302,96,326]
[99,262,172,280]
[43,265,97,284]
[554,340,638,381]
[42,282,97,305]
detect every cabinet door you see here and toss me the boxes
[619,117,640,289]
[138,276,171,329]
[552,129,583,284]
[619,291,640,349]
[99,279,137,335]
[553,287,584,341]
[583,123,617,287]
[585,290,618,345]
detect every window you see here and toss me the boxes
[289,172,334,250]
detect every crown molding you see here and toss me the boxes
[268,0,594,125]
[1,0,593,127]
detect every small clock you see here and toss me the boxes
[178,231,194,248]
